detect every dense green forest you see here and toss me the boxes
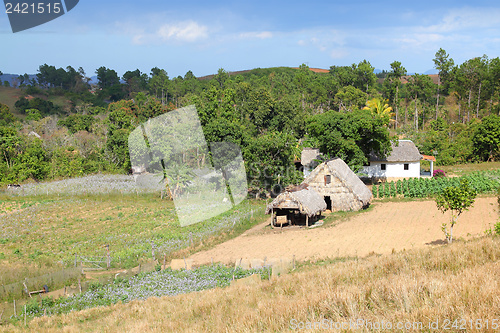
[1,48,500,195]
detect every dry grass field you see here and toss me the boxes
[3,236,500,332]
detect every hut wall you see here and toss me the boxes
[306,165,364,212]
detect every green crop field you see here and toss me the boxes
[0,176,268,297]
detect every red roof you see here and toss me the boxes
[422,155,436,162]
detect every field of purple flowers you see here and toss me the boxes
[19,264,270,320]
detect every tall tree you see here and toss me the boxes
[405,74,435,131]
[472,114,500,161]
[454,57,486,122]
[433,49,455,119]
[387,61,407,128]
[122,69,148,96]
[355,60,377,93]
[95,66,120,89]
[329,65,356,87]
[149,68,169,105]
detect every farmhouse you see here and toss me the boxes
[265,183,326,227]
[362,140,423,180]
[303,158,372,212]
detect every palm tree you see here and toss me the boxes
[159,161,195,199]
[363,98,395,125]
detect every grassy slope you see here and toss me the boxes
[0,86,73,117]
[0,193,267,288]
[0,86,23,112]
[5,236,500,332]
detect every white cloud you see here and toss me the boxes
[157,21,208,42]
[330,49,349,59]
[395,33,445,48]
[239,31,273,39]
[421,7,500,33]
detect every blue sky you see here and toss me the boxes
[1,0,500,78]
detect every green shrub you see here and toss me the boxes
[494,222,500,236]
[497,187,500,207]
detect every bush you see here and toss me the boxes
[497,187,500,207]
[433,169,446,178]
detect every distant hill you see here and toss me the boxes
[0,73,37,86]
[197,67,299,81]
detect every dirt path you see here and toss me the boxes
[190,197,499,265]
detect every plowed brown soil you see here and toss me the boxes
[190,197,498,265]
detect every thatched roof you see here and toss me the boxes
[304,158,372,207]
[369,140,422,162]
[265,184,326,217]
[301,148,321,166]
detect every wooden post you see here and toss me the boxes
[13,299,16,317]
[74,253,77,267]
[106,245,110,269]
[23,282,30,298]
[163,254,166,270]
[151,241,155,261]
[306,215,309,227]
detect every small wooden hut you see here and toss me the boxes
[265,184,327,227]
[303,158,372,212]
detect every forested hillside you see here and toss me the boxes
[1,49,499,195]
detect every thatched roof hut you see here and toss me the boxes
[265,184,326,227]
[303,158,372,212]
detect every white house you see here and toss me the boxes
[362,140,423,180]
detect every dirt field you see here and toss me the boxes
[190,197,499,265]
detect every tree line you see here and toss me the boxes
[0,49,499,194]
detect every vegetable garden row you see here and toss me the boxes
[372,170,500,199]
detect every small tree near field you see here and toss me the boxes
[436,179,477,244]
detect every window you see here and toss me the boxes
[325,175,331,185]
[381,164,386,171]
[404,163,409,170]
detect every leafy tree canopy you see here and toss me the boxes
[306,109,393,172]
[472,115,500,161]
